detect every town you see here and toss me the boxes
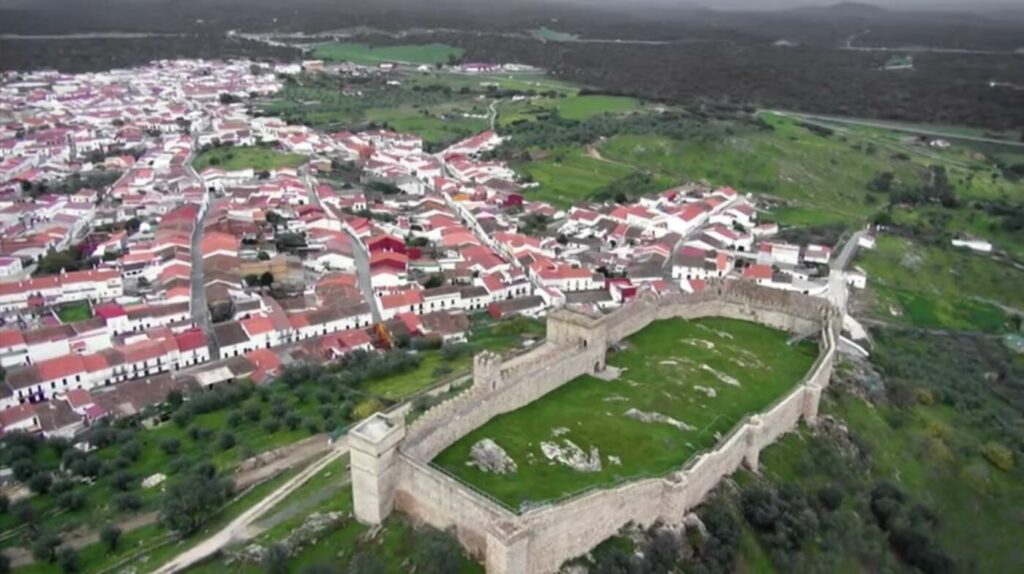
[0,57,868,439]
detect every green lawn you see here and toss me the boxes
[434,318,818,509]
[56,301,92,323]
[193,146,306,172]
[856,235,1022,331]
[312,43,464,65]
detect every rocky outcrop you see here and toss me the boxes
[540,439,602,472]
[624,408,695,432]
[468,438,518,474]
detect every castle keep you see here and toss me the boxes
[349,281,840,573]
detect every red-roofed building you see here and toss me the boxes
[379,290,424,320]
[174,329,210,367]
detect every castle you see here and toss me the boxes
[349,281,840,573]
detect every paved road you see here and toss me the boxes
[185,144,218,359]
[833,229,865,272]
[766,110,1024,148]
[308,166,382,322]
[349,232,381,323]
[152,439,350,574]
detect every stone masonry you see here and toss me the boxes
[349,281,840,573]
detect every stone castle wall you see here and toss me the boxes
[355,281,839,574]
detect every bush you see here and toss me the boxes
[245,404,263,422]
[31,531,61,562]
[263,542,289,574]
[56,545,79,573]
[27,472,54,495]
[412,529,464,574]
[980,441,1014,472]
[121,441,142,462]
[101,523,122,552]
[262,419,281,434]
[817,485,843,512]
[284,413,302,431]
[219,432,237,451]
[113,493,143,512]
[352,398,383,421]
[108,471,135,492]
[160,437,182,455]
[57,491,87,511]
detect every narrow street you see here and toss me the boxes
[303,164,382,323]
[185,141,217,359]
[350,234,381,323]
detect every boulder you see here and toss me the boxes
[468,438,518,474]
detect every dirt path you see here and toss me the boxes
[152,439,349,574]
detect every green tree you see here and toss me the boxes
[56,546,79,573]
[101,523,122,553]
[160,471,234,536]
[31,531,61,562]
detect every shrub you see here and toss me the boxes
[56,545,79,573]
[817,485,843,512]
[262,419,281,434]
[121,441,142,462]
[981,441,1014,472]
[108,471,135,492]
[160,437,182,455]
[245,404,263,422]
[31,531,61,562]
[113,493,143,512]
[101,523,122,552]
[57,491,87,511]
[352,398,383,421]
[27,472,54,495]
[219,432,237,451]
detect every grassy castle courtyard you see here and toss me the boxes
[433,317,818,510]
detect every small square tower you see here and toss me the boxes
[349,412,406,524]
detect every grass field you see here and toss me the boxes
[56,301,92,323]
[520,149,649,207]
[363,103,488,146]
[404,71,579,95]
[193,146,306,172]
[597,115,928,225]
[312,43,464,65]
[434,318,818,509]
[856,235,1022,332]
[530,27,580,42]
[499,95,640,125]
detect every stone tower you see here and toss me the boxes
[349,412,406,524]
